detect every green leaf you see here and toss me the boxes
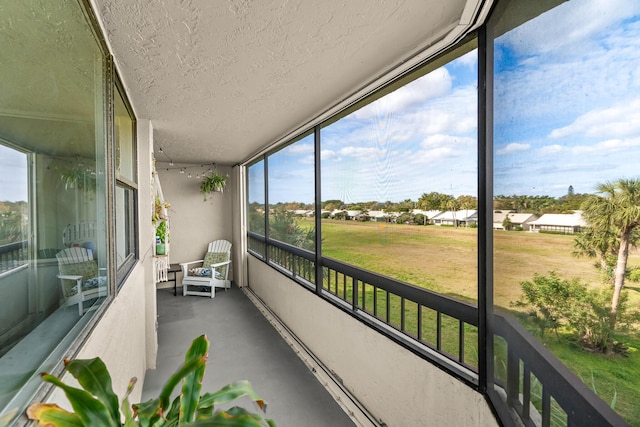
[158,356,206,412]
[182,411,269,427]
[121,377,138,427]
[65,358,121,423]
[26,403,84,427]
[166,395,182,422]
[41,373,116,427]
[180,335,210,423]
[133,398,162,427]
[199,381,267,412]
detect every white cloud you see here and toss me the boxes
[497,143,530,155]
[501,0,639,57]
[320,149,339,161]
[538,144,564,155]
[285,142,313,155]
[571,137,640,155]
[338,146,385,160]
[352,67,452,120]
[550,98,640,139]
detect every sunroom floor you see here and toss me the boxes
[142,286,355,427]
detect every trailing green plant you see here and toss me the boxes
[200,173,227,200]
[60,165,97,192]
[27,335,275,426]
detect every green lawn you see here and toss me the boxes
[306,218,640,425]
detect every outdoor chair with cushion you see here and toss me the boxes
[180,240,232,298]
[56,247,107,315]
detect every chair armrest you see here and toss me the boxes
[57,274,83,281]
[180,260,204,274]
[208,260,232,268]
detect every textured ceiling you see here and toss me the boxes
[92,0,485,165]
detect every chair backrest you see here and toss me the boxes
[62,222,97,248]
[206,240,232,256]
[56,247,94,265]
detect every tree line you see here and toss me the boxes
[263,186,589,215]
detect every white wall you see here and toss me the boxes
[248,257,498,427]
[156,163,234,271]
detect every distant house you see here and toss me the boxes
[345,210,361,220]
[292,209,313,217]
[411,209,441,224]
[433,210,478,227]
[493,211,539,231]
[529,211,585,234]
[367,210,389,222]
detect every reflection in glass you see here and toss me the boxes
[320,44,478,301]
[0,0,108,423]
[493,0,640,423]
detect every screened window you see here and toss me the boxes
[267,133,315,252]
[321,42,479,302]
[0,0,109,423]
[491,0,640,423]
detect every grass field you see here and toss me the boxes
[307,218,640,425]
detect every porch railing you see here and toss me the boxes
[247,232,629,427]
[0,240,28,274]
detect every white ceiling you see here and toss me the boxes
[91,0,488,165]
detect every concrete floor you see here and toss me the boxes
[142,286,355,427]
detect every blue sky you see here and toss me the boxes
[493,0,640,197]
[259,0,640,204]
[0,144,28,202]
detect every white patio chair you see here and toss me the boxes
[180,240,232,298]
[56,247,107,315]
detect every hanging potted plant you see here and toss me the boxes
[60,164,97,192]
[200,172,227,200]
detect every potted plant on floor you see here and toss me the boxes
[27,335,275,426]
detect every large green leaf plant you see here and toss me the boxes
[27,335,275,427]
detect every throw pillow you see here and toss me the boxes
[203,252,229,279]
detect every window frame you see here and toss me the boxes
[112,73,138,289]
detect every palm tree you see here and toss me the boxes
[581,178,640,328]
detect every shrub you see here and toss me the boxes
[516,272,633,353]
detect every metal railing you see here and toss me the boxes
[247,232,629,426]
[248,232,479,382]
[0,240,28,274]
[492,314,628,427]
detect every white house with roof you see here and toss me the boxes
[366,210,389,222]
[412,209,442,224]
[529,211,586,234]
[493,211,539,231]
[433,210,478,227]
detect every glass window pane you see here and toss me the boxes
[321,43,478,302]
[492,1,640,423]
[115,186,134,269]
[248,161,266,236]
[0,1,108,423]
[115,85,135,182]
[114,80,137,281]
[247,160,265,256]
[267,133,315,251]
